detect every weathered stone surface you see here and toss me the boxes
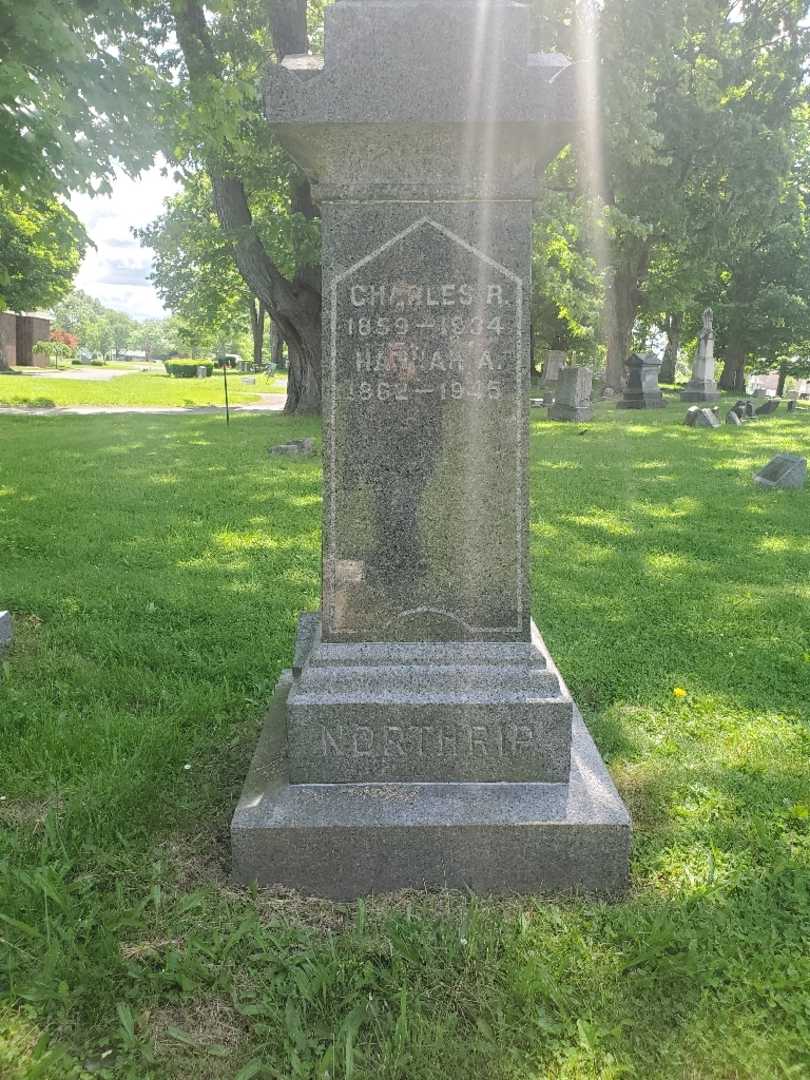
[787,399,797,413]
[287,615,572,784]
[196,365,209,379]
[232,670,631,898]
[684,406,701,427]
[753,387,768,398]
[0,610,12,653]
[540,350,567,394]
[269,438,316,456]
[753,454,806,490]
[726,409,743,426]
[755,398,781,417]
[549,365,592,422]
[733,399,753,419]
[232,0,631,897]
[694,408,720,428]
[617,352,665,409]
[681,307,720,402]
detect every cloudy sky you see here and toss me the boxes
[69,160,179,321]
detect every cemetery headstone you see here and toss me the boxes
[549,366,593,422]
[694,408,720,428]
[0,610,12,654]
[269,438,316,456]
[787,399,797,413]
[733,399,753,419]
[231,0,630,898]
[540,350,567,397]
[753,454,807,490]
[755,398,781,417]
[753,387,768,398]
[725,409,742,426]
[196,366,209,379]
[680,308,720,402]
[684,406,700,427]
[617,352,665,409]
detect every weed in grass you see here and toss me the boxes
[0,401,808,1078]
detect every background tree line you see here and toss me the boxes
[2,0,809,408]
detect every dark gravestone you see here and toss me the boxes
[755,398,781,417]
[231,0,630,898]
[787,399,797,413]
[617,352,665,409]
[753,455,806,490]
[733,399,753,419]
[684,406,700,426]
[726,409,743,426]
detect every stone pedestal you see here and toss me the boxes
[232,0,630,897]
[617,352,665,409]
[549,365,592,422]
[540,350,567,398]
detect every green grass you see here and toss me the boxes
[0,370,287,409]
[0,397,808,1079]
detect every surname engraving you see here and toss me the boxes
[320,722,542,759]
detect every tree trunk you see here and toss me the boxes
[777,361,788,397]
[285,338,321,413]
[602,240,650,392]
[270,321,285,369]
[660,312,682,384]
[719,342,746,392]
[174,0,321,414]
[249,298,265,368]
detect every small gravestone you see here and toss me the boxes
[733,399,753,419]
[755,398,781,417]
[726,409,742,426]
[540,350,567,397]
[684,406,701,426]
[617,352,665,409]
[269,437,316,456]
[681,308,720,402]
[530,398,545,408]
[549,366,593,422]
[241,376,257,385]
[753,387,768,398]
[753,454,806,490]
[196,366,208,379]
[694,408,720,428]
[0,611,12,654]
[787,399,797,413]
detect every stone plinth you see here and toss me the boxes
[549,365,592,422]
[232,0,630,897]
[617,352,665,409]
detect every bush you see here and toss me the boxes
[90,359,105,367]
[71,359,82,366]
[165,359,214,379]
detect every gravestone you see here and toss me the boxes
[0,611,12,654]
[733,399,753,419]
[726,409,742,426]
[787,399,797,413]
[694,408,720,428]
[755,398,781,417]
[684,406,700,427]
[231,0,630,897]
[680,308,720,402]
[753,387,768,398]
[753,455,806,490]
[196,365,209,379]
[549,365,593,422]
[540,350,567,397]
[617,352,665,409]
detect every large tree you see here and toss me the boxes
[0,191,87,312]
[139,0,323,412]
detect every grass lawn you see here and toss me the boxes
[0,397,808,1079]
[0,370,287,409]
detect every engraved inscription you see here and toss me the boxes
[328,218,524,640]
[320,721,546,760]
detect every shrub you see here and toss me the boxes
[165,359,214,379]
[90,359,105,367]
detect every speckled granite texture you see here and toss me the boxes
[231,0,631,895]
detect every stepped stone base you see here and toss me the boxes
[680,381,720,402]
[231,621,631,898]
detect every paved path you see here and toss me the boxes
[7,367,148,382]
[0,395,287,416]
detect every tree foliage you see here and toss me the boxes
[0,190,87,312]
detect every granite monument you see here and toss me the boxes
[231,0,630,897]
[754,454,806,490]
[680,308,720,403]
[549,365,593,422]
[617,352,665,409]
